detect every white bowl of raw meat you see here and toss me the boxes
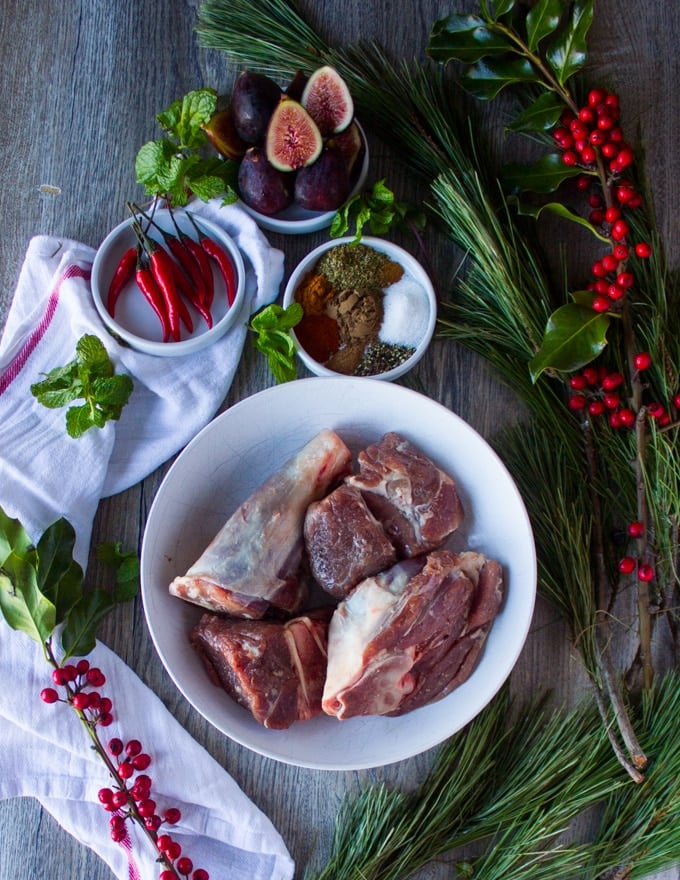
[141,377,536,770]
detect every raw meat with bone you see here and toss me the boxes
[191,609,331,729]
[345,432,464,556]
[169,429,352,618]
[322,549,504,719]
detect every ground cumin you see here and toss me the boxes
[294,271,334,315]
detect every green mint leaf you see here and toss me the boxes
[76,334,112,374]
[249,304,302,384]
[159,89,217,149]
[91,374,134,408]
[135,138,178,192]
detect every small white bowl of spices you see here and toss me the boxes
[282,237,436,380]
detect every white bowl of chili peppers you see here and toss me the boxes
[91,206,245,357]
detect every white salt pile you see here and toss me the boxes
[379,276,429,348]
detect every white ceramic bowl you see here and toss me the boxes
[91,208,245,357]
[239,123,369,234]
[141,378,537,770]
[282,236,437,380]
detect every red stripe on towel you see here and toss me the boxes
[0,264,91,396]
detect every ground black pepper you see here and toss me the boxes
[354,341,415,375]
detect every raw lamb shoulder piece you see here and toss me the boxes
[345,431,464,557]
[191,609,331,729]
[304,483,397,598]
[169,429,352,618]
[322,549,504,719]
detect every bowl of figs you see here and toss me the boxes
[204,66,369,234]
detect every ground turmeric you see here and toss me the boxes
[294,271,334,314]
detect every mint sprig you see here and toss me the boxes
[249,302,303,383]
[31,334,133,439]
[135,88,238,206]
[330,179,426,242]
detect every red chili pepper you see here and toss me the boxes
[148,242,194,338]
[183,235,214,309]
[166,246,213,329]
[165,235,209,315]
[200,236,238,307]
[107,245,137,316]
[135,256,171,343]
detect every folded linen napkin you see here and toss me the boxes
[0,200,295,879]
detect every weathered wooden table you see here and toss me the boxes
[1,1,678,878]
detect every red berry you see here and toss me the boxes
[164,807,182,825]
[98,711,114,727]
[133,753,152,771]
[111,827,127,843]
[609,411,623,428]
[602,372,624,390]
[118,760,134,780]
[176,858,194,876]
[108,738,124,756]
[597,112,615,131]
[638,564,655,582]
[110,815,126,833]
[601,253,618,272]
[51,668,68,686]
[601,141,618,159]
[589,210,605,226]
[607,284,624,301]
[589,129,605,146]
[616,185,635,204]
[604,207,621,224]
[616,271,634,289]
[627,521,645,538]
[137,798,157,818]
[588,400,606,416]
[165,840,183,860]
[618,407,636,427]
[569,374,588,390]
[99,697,113,713]
[98,787,114,805]
[72,692,91,711]
[157,834,174,852]
[192,871,210,880]
[583,367,600,385]
[647,402,665,419]
[562,150,578,166]
[40,687,60,704]
[627,193,642,208]
[611,220,629,241]
[576,174,591,190]
[125,739,142,757]
[88,692,102,710]
[634,241,652,258]
[76,659,90,675]
[609,126,623,143]
[111,790,128,808]
[160,873,176,880]
[580,146,596,164]
[588,88,607,107]
[592,296,611,312]
[633,351,652,370]
[613,244,629,260]
[568,394,587,411]
[146,815,162,832]
[618,556,636,574]
[86,668,106,687]
[604,393,620,409]
[616,147,635,169]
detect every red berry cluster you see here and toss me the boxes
[618,521,654,583]
[40,658,112,725]
[41,661,209,880]
[552,87,653,315]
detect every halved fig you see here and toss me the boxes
[301,66,354,136]
[203,108,248,159]
[294,146,350,212]
[238,147,293,215]
[265,99,323,172]
[231,70,282,144]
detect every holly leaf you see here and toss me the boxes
[427,14,514,64]
[509,195,610,241]
[503,152,584,194]
[545,0,593,85]
[506,92,565,133]
[60,589,115,659]
[525,0,564,51]
[36,517,84,622]
[529,302,610,381]
[461,56,539,100]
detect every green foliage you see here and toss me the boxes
[135,88,239,206]
[30,335,133,438]
[249,302,303,383]
[330,179,426,243]
[0,506,138,660]
[529,302,611,380]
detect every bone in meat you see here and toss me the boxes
[169,429,352,617]
[322,549,504,719]
[191,609,331,729]
[345,432,464,557]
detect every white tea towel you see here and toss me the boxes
[0,200,295,879]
